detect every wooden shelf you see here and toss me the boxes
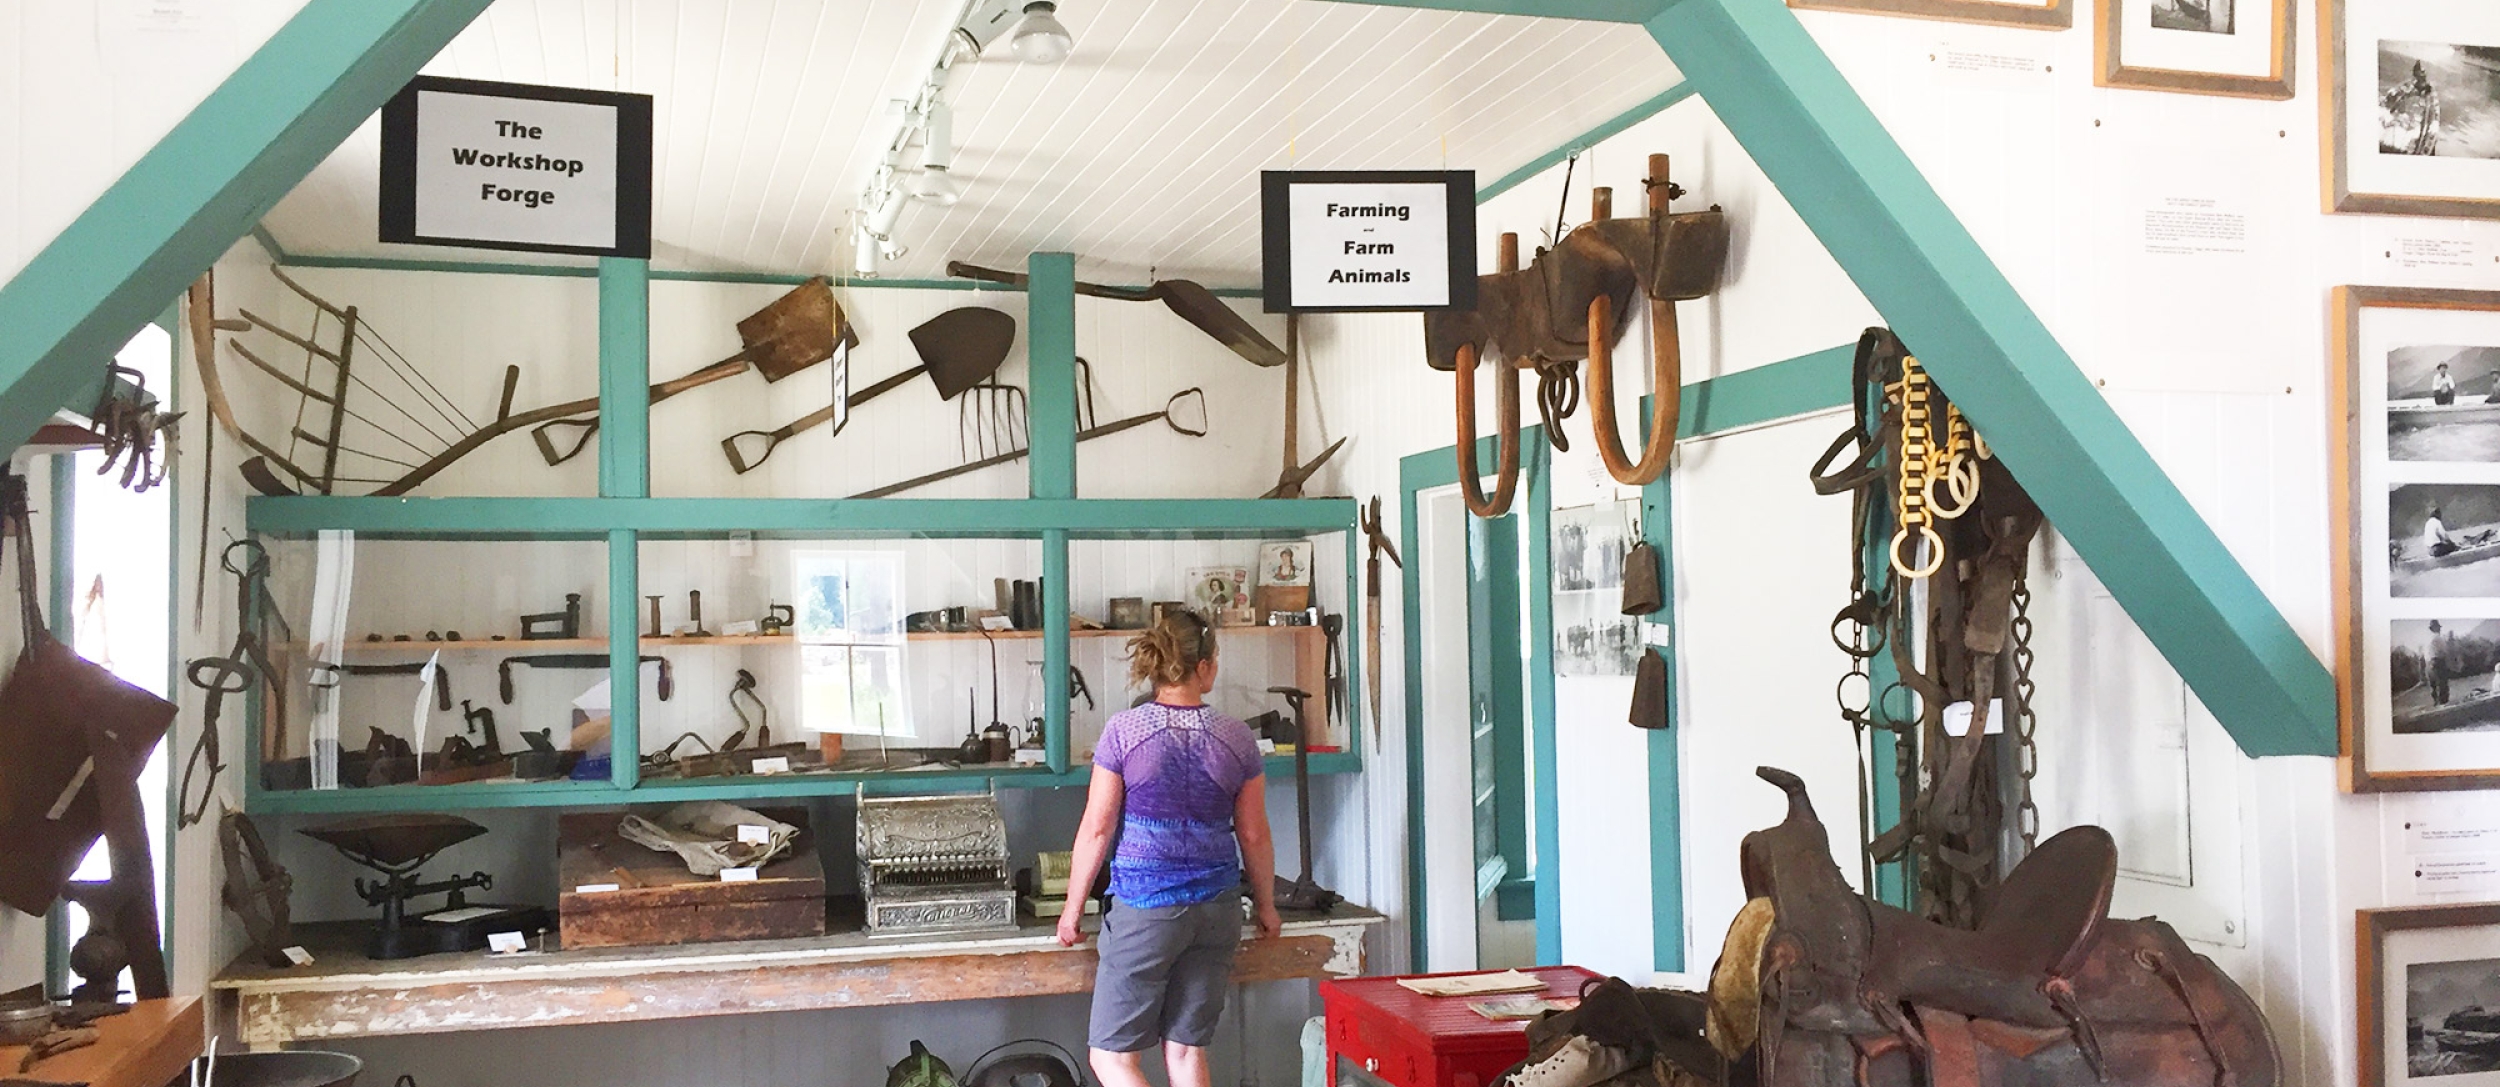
[0,997,200,1087]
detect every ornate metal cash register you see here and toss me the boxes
[855,789,1018,936]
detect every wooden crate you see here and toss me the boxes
[556,807,827,950]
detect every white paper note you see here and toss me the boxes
[737,824,771,845]
[2416,854,2500,896]
[720,867,760,883]
[751,757,790,775]
[573,883,621,894]
[487,931,528,954]
[281,946,315,966]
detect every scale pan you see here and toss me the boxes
[298,813,487,867]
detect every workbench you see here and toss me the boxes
[0,997,201,1087]
[213,904,1383,1050]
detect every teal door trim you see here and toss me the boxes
[1026,254,1078,500]
[1400,427,1555,970]
[0,0,494,455]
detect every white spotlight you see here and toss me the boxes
[911,102,963,205]
[1010,2,1073,64]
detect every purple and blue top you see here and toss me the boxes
[1094,702,1265,908]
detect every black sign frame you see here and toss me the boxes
[380,75,654,259]
[1260,170,1475,313]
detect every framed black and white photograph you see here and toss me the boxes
[2391,346,2500,462]
[1787,0,2069,30]
[1551,502,1638,678]
[2361,904,2500,1086]
[2097,0,2293,98]
[2325,3,2500,218]
[2335,287,2500,791]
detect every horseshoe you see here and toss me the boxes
[1454,341,1522,517]
[1587,290,1680,486]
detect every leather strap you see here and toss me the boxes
[5,470,41,653]
[1913,1007,1981,1087]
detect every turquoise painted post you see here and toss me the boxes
[1026,253,1078,500]
[0,0,493,455]
[598,258,651,498]
[1634,396,1684,974]
[1523,446,1562,963]
[1044,528,1071,773]
[43,458,74,995]
[1640,0,2331,757]
[608,528,640,789]
[1397,474,1429,970]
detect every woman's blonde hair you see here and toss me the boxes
[1127,609,1218,689]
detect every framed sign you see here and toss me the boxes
[2333,286,2500,791]
[2097,0,2293,98]
[380,76,654,257]
[1787,0,2069,30]
[2325,1,2500,219]
[1260,170,1475,313]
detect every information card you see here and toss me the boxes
[1261,171,1473,312]
[381,76,653,258]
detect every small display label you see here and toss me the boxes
[574,883,621,894]
[487,931,528,954]
[721,867,760,883]
[737,824,772,844]
[750,757,790,775]
[282,946,316,966]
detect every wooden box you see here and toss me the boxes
[556,807,826,950]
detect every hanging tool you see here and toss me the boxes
[499,654,672,704]
[178,539,288,828]
[719,306,1012,474]
[1320,613,1346,726]
[959,380,1029,463]
[945,261,1287,369]
[852,388,1209,499]
[1262,314,1345,499]
[1360,497,1401,747]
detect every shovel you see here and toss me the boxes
[527,278,860,465]
[851,387,1209,499]
[721,307,1016,475]
[946,261,1286,369]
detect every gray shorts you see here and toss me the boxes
[1088,897,1243,1052]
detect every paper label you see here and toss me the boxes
[281,946,315,966]
[1013,748,1047,765]
[1642,622,1673,647]
[1941,700,2009,738]
[573,883,621,894]
[426,906,503,924]
[2416,854,2500,895]
[750,756,790,775]
[736,824,771,844]
[721,867,760,883]
[487,930,528,954]
[2408,815,2500,854]
[2387,235,2492,272]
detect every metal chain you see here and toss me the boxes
[2011,575,2040,848]
[1889,358,1943,578]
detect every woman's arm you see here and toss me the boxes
[1058,766,1125,946]
[1235,775,1282,938]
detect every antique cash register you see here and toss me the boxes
[854,789,1017,936]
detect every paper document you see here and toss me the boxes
[1395,969,1547,997]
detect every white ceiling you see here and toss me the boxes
[260,0,1680,283]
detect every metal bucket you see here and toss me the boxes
[167,1051,363,1087]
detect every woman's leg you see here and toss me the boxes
[1164,1041,1212,1087]
[1093,1049,1154,1087]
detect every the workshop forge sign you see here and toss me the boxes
[380,76,653,258]
[1260,171,1474,312]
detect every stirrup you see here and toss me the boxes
[1454,342,1522,517]
[1587,294,1678,486]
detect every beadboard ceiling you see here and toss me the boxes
[258,0,1679,283]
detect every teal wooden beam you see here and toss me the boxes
[607,528,641,789]
[1478,83,1698,204]
[1044,527,1072,772]
[1635,395,1683,973]
[1027,253,1078,499]
[246,496,1356,537]
[1678,344,1854,438]
[1522,446,1561,962]
[0,0,493,456]
[599,258,651,498]
[1642,0,2332,757]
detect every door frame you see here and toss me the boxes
[1399,427,1559,969]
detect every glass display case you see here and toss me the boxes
[252,533,613,795]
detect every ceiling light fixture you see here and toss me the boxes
[910,102,963,206]
[1009,2,1074,64]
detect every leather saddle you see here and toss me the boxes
[1720,767,2279,1087]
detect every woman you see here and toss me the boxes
[1058,610,1281,1087]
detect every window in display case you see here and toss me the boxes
[251,533,613,797]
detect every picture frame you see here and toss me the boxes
[2324,1,2500,219]
[2096,0,2293,98]
[1255,541,1314,617]
[2358,902,2500,1087]
[1786,0,2069,31]
[1183,566,1255,627]
[2332,286,2500,792]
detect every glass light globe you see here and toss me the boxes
[1011,2,1073,64]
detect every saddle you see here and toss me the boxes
[1718,767,2278,1087]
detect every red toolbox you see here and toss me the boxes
[1320,966,1599,1087]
